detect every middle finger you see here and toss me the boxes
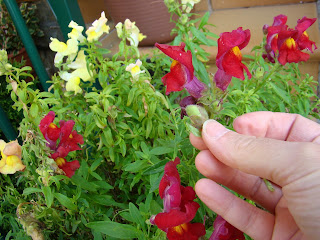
[196,150,283,213]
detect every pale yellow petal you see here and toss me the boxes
[49,38,67,52]
[66,77,81,94]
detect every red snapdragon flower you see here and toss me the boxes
[214,27,252,91]
[151,157,206,240]
[55,157,81,178]
[209,215,245,240]
[39,111,83,178]
[39,111,61,150]
[263,14,317,65]
[155,43,207,98]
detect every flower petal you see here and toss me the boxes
[161,61,187,95]
[156,43,194,78]
[154,201,200,230]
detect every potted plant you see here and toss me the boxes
[0,1,319,239]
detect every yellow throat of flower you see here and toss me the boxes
[285,38,297,49]
[55,157,66,167]
[232,46,242,59]
[6,155,19,167]
[49,123,57,129]
[131,65,141,75]
[172,223,188,235]
[171,60,179,68]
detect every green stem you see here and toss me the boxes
[253,62,280,94]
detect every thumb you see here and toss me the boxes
[201,119,319,186]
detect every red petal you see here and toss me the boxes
[297,34,317,52]
[47,124,61,141]
[167,222,206,240]
[39,111,55,137]
[162,176,182,211]
[272,14,287,26]
[217,27,250,60]
[214,69,232,91]
[156,43,194,78]
[60,160,80,178]
[159,160,181,198]
[154,202,199,229]
[295,17,316,34]
[162,61,187,95]
[59,120,75,144]
[278,43,310,65]
[221,50,246,80]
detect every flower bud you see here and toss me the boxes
[186,105,209,130]
[262,24,269,35]
[255,66,264,78]
[180,14,188,25]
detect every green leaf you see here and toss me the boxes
[129,202,145,231]
[89,195,126,209]
[127,87,137,106]
[42,186,54,207]
[124,160,148,172]
[143,160,168,175]
[150,147,173,156]
[269,82,291,105]
[102,128,113,146]
[190,26,213,46]
[198,11,210,29]
[71,175,99,192]
[219,108,237,119]
[86,221,140,239]
[90,157,104,171]
[146,119,152,138]
[54,193,77,211]
[30,103,39,118]
[23,187,42,195]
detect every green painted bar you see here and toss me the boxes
[3,0,50,91]
[0,105,17,141]
[47,0,86,41]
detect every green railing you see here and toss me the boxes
[0,0,86,141]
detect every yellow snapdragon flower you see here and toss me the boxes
[60,50,93,94]
[0,140,25,174]
[181,0,201,13]
[123,19,146,47]
[86,11,110,42]
[126,59,145,80]
[49,38,78,64]
[68,21,85,42]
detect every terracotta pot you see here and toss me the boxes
[104,0,176,47]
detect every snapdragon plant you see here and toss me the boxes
[0,1,319,240]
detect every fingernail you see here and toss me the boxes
[203,119,230,140]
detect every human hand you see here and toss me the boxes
[190,111,320,240]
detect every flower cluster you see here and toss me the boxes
[155,42,207,98]
[263,14,317,65]
[0,140,25,174]
[151,158,206,240]
[49,12,110,93]
[214,27,251,91]
[39,111,83,177]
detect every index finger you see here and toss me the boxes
[233,111,320,143]
[190,112,320,150]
